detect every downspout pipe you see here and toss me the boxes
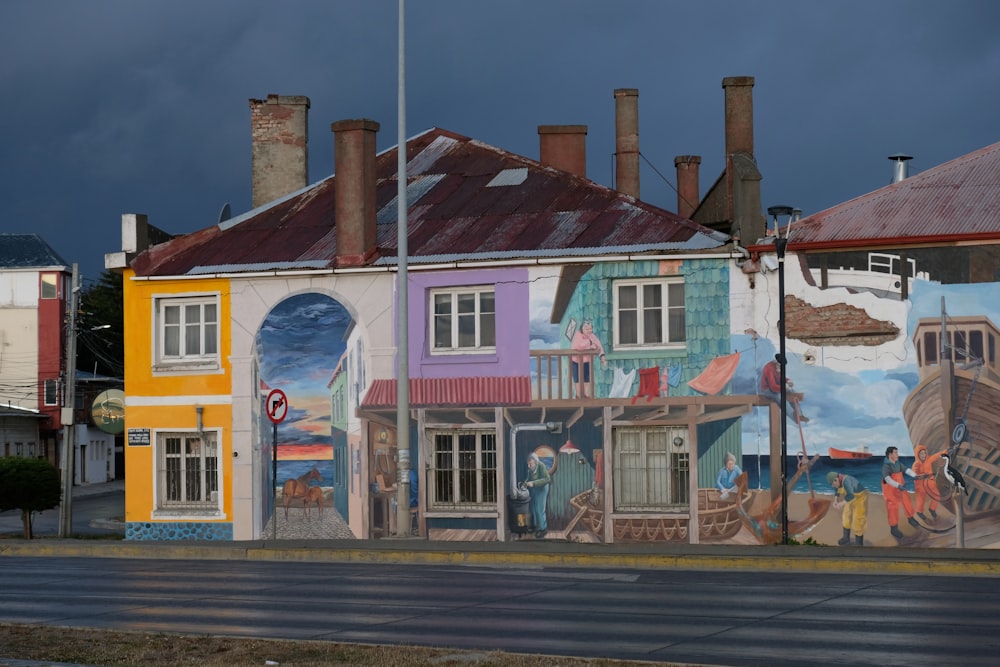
[509,422,562,495]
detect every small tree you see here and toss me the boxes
[0,457,62,539]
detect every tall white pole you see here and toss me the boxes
[395,0,412,536]
[59,263,79,538]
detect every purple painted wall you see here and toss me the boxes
[407,268,530,379]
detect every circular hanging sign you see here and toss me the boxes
[266,388,288,424]
[91,389,126,434]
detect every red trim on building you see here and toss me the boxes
[361,376,532,408]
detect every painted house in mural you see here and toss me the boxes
[108,79,811,544]
[737,141,1000,548]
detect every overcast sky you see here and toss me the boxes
[2,1,998,283]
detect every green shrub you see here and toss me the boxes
[0,457,61,539]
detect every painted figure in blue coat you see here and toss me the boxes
[716,452,742,500]
[525,452,551,538]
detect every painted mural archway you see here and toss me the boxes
[254,292,358,539]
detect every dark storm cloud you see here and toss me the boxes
[3,1,999,282]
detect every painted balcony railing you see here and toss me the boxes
[529,350,599,402]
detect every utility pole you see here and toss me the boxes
[395,0,412,537]
[59,264,79,538]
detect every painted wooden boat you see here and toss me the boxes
[828,446,873,461]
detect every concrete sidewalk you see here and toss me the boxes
[2,532,999,577]
[3,478,997,577]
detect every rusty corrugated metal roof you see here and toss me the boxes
[361,376,532,408]
[131,128,727,276]
[785,141,1000,250]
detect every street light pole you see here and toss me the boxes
[395,0,412,537]
[767,206,794,546]
[58,264,79,538]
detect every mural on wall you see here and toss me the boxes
[256,293,355,539]
[725,276,1000,548]
[520,259,1000,548]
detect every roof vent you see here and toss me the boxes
[888,154,913,183]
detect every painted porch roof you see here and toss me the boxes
[361,376,532,409]
[784,140,1000,251]
[131,127,728,277]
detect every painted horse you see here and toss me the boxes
[282,467,322,519]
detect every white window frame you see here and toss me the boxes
[153,293,220,372]
[427,429,498,510]
[153,430,222,518]
[612,427,690,511]
[43,379,59,406]
[612,277,686,350]
[429,287,496,355]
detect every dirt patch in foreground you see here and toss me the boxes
[0,624,686,666]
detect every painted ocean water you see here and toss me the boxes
[743,455,896,495]
[276,459,335,486]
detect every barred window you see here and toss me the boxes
[157,432,219,511]
[428,430,497,509]
[613,427,689,511]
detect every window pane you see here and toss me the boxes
[668,283,685,307]
[668,309,686,342]
[434,434,454,503]
[165,437,181,501]
[970,331,984,362]
[458,433,477,502]
[204,323,218,355]
[479,292,495,347]
[185,323,201,355]
[643,310,663,343]
[923,332,938,364]
[456,293,476,314]
[456,293,477,348]
[44,379,58,405]
[457,311,477,348]
[480,313,495,347]
[670,452,689,504]
[433,295,452,348]
[618,285,636,309]
[204,303,217,325]
[184,305,202,355]
[205,439,219,495]
[41,274,58,299]
[481,434,497,503]
[480,292,494,314]
[185,438,202,501]
[164,327,180,356]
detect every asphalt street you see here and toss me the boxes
[2,554,1000,667]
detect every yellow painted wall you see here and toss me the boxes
[123,271,234,523]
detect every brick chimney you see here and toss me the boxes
[249,95,310,208]
[722,77,754,157]
[614,88,640,198]
[538,125,588,178]
[674,155,701,219]
[332,119,380,267]
[721,76,764,243]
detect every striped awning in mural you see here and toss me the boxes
[361,376,532,408]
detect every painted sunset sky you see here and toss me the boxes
[256,293,352,454]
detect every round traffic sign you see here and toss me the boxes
[266,388,288,424]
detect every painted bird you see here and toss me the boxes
[940,454,969,496]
